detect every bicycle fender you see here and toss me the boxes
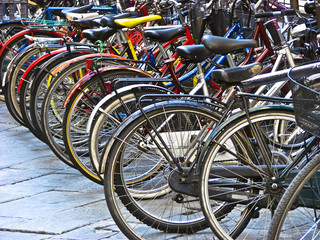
[56,53,125,108]
[17,47,66,92]
[86,84,173,133]
[30,48,98,93]
[98,99,218,177]
[62,65,153,109]
[0,29,63,86]
[0,29,63,57]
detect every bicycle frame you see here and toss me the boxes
[193,61,320,193]
[162,20,245,91]
[241,21,274,68]
[0,5,117,39]
[0,29,64,87]
[81,20,246,136]
[16,47,102,92]
[128,94,308,210]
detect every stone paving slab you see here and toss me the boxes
[0,102,122,239]
[0,168,59,186]
[0,231,54,240]
[2,200,110,234]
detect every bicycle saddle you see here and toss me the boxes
[61,4,94,14]
[176,45,213,63]
[212,62,263,84]
[72,16,103,29]
[66,12,100,21]
[98,12,137,28]
[144,27,186,42]
[114,15,162,29]
[82,27,117,41]
[54,4,94,19]
[202,35,258,55]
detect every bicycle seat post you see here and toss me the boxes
[226,54,237,68]
[196,62,210,97]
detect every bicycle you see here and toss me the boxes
[198,61,320,239]
[38,12,185,171]
[266,64,320,240]
[3,39,64,127]
[0,3,117,86]
[85,7,305,184]
[100,58,320,239]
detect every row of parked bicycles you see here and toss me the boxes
[1,0,320,239]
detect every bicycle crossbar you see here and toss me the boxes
[209,165,287,178]
[241,61,320,89]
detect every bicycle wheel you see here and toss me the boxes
[63,69,153,183]
[0,22,26,43]
[19,47,63,141]
[268,151,320,240]
[89,84,174,182]
[0,22,26,101]
[104,100,227,239]
[4,42,61,126]
[25,49,97,141]
[0,30,62,83]
[199,107,311,239]
[41,59,106,167]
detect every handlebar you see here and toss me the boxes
[255,9,296,18]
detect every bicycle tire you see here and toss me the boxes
[3,44,41,126]
[267,151,320,240]
[103,100,230,239]
[19,47,63,141]
[41,59,122,167]
[0,22,26,103]
[40,59,98,167]
[199,107,307,239]
[4,42,61,126]
[63,68,154,183]
[89,84,174,183]
[27,49,97,141]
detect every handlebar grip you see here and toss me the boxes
[255,12,273,18]
[265,21,281,46]
[284,9,297,15]
[255,9,296,18]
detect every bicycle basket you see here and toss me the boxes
[189,0,206,43]
[290,72,320,138]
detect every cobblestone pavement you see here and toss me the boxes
[0,102,127,240]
